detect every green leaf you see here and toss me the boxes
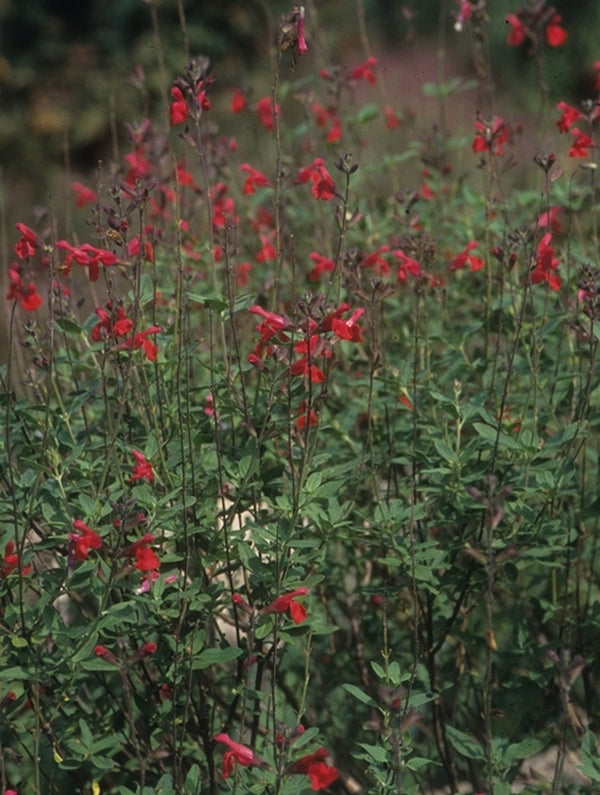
[355,742,389,763]
[194,646,243,669]
[445,726,486,761]
[343,684,378,708]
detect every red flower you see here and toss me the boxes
[393,249,422,282]
[296,5,308,56]
[123,533,155,558]
[120,326,162,361]
[332,307,365,342]
[350,56,378,84]
[310,164,336,200]
[170,86,188,126]
[472,115,509,156]
[384,105,400,130]
[230,87,246,113]
[256,96,280,131]
[360,245,391,276]
[94,644,119,664]
[214,733,266,779]
[307,761,339,790]
[71,181,97,208]
[449,241,484,272]
[130,449,155,483]
[14,222,42,260]
[262,587,309,624]
[69,520,103,564]
[127,235,154,263]
[0,541,32,578]
[287,749,339,791]
[569,129,594,158]
[296,400,318,430]
[308,252,335,281]
[255,232,277,263]
[556,102,581,133]
[91,304,133,343]
[545,14,567,47]
[236,262,252,287]
[530,232,561,291]
[6,266,43,311]
[134,546,160,572]
[240,163,270,195]
[506,14,526,47]
[537,205,562,235]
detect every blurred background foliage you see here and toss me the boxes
[0,0,599,228]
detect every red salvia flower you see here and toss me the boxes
[133,546,160,572]
[6,266,43,311]
[240,163,270,195]
[384,105,400,130]
[14,222,43,259]
[69,520,103,565]
[556,102,581,133]
[287,748,339,791]
[262,587,309,624]
[169,86,188,126]
[349,56,378,84]
[296,400,318,430]
[130,450,155,483]
[94,645,119,665]
[530,232,561,291]
[296,4,308,56]
[332,307,365,342]
[308,252,335,281]
[230,87,247,113]
[120,326,162,361]
[449,241,485,272]
[256,96,280,131]
[506,14,527,47]
[214,733,267,779]
[0,541,32,578]
[393,249,422,282]
[472,115,509,156]
[71,181,97,208]
[545,14,567,47]
[310,164,336,200]
[569,129,594,158]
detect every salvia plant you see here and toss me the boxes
[1,1,600,794]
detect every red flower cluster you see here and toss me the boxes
[123,533,161,572]
[569,129,594,159]
[230,87,247,113]
[261,587,309,624]
[55,240,120,282]
[349,56,378,85]
[214,733,267,779]
[6,265,43,311]
[240,163,270,195]
[247,301,365,385]
[295,158,337,200]
[287,748,339,791]
[555,100,597,159]
[130,450,155,484]
[472,115,510,156]
[68,520,103,566]
[169,81,211,127]
[91,303,161,361]
[449,241,485,273]
[530,233,561,291]
[310,102,342,143]
[506,9,567,48]
[255,96,280,132]
[0,541,32,578]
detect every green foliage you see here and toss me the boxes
[2,2,600,794]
